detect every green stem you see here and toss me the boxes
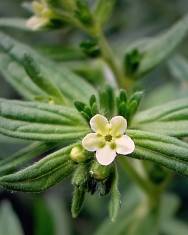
[97,32,125,88]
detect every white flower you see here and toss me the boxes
[82,114,135,166]
[26,1,53,30]
[26,16,49,30]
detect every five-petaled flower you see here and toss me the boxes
[82,114,135,166]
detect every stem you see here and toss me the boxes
[97,32,126,88]
[97,30,135,90]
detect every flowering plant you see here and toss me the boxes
[0,0,188,233]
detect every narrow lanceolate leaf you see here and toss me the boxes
[132,98,188,137]
[0,32,97,103]
[71,186,85,218]
[0,99,89,141]
[0,142,55,176]
[0,18,29,31]
[0,53,44,100]
[124,14,188,77]
[95,0,116,26]
[23,54,65,104]
[128,130,188,176]
[168,55,188,82]
[0,144,76,192]
[109,165,120,222]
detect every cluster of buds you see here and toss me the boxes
[70,144,114,217]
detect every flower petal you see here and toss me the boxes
[82,133,101,152]
[110,116,127,137]
[26,16,48,30]
[116,135,135,155]
[90,114,109,135]
[96,145,116,166]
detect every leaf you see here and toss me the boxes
[132,98,188,137]
[94,0,116,27]
[124,14,188,77]
[0,52,44,100]
[71,185,85,218]
[38,45,86,61]
[0,201,24,235]
[128,130,188,176]
[168,55,188,82]
[0,18,29,30]
[0,142,56,176]
[109,165,120,222]
[0,144,76,192]
[0,99,89,141]
[23,54,65,104]
[0,32,97,103]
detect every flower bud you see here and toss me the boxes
[70,145,89,163]
[90,161,112,181]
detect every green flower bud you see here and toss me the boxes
[70,145,89,163]
[90,161,112,181]
[72,164,88,187]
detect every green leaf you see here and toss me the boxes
[0,52,44,100]
[0,32,97,103]
[94,0,116,27]
[71,185,85,218]
[38,45,86,61]
[23,54,65,104]
[0,201,24,235]
[0,99,89,141]
[168,55,188,82]
[0,144,76,192]
[124,14,188,77]
[132,98,188,137]
[0,142,54,176]
[128,130,188,176]
[0,18,29,30]
[109,165,120,222]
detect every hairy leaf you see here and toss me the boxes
[23,54,65,104]
[0,32,97,103]
[128,130,188,176]
[0,142,55,176]
[132,98,188,137]
[0,99,89,141]
[124,14,188,77]
[0,53,44,100]
[95,0,116,27]
[0,144,76,192]
[109,165,120,222]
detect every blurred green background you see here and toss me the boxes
[0,0,188,234]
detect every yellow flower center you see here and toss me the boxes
[105,134,112,142]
